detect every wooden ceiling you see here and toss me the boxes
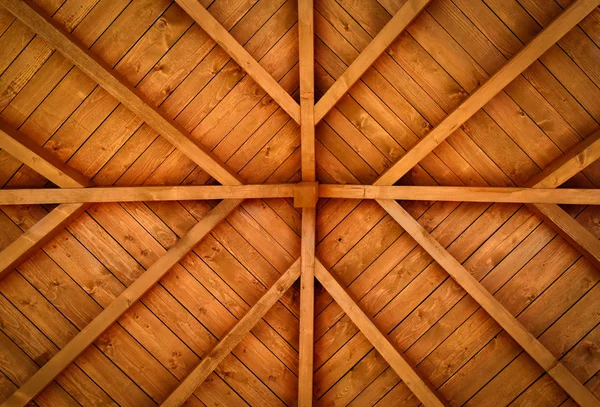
[0,0,599,406]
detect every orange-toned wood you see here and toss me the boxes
[299,0,316,182]
[161,258,301,406]
[314,0,432,123]
[374,0,599,186]
[315,260,447,407]
[0,184,296,205]
[378,199,600,407]
[318,185,600,204]
[2,0,242,186]
[2,199,241,407]
[173,0,300,124]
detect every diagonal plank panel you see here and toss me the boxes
[298,0,317,405]
[314,0,432,123]
[174,0,301,124]
[314,260,447,407]
[0,121,90,280]
[161,259,301,407]
[3,198,242,407]
[1,0,242,187]
[378,199,600,407]
[373,0,599,187]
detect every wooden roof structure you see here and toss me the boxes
[0,0,599,405]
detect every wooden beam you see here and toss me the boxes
[173,0,300,124]
[373,0,599,186]
[0,120,91,281]
[298,1,316,405]
[313,0,432,123]
[161,259,301,407]
[318,185,600,205]
[0,185,296,205]
[0,203,89,281]
[378,199,600,407]
[299,0,316,181]
[299,208,316,407]
[525,128,600,269]
[526,129,600,189]
[0,120,91,188]
[314,260,447,407]
[3,199,241,407]
[2,0,242,186]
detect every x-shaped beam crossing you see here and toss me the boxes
[0,0,599,406]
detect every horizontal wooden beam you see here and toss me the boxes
[162,258,301,407]
[3,199,242,407]
[314,0,432,123]
[374,0,599,186]
[2,0,242,186]
[0,185,296,205]
[319,185,600,205]
[315,260,447,407]
[3,185,600,206]
[378,199,600,407]
[174,0,300,124]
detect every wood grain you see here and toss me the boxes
[161,258,301,407]
[374,0,599,186]
[174,0,300,124]
[378,199,600,407]
[315,260,448,407]
[314,0,432,123]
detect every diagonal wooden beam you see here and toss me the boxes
[161,259,301,407]
[525,129,600,269]
[378,199,600,407]
[173,0,300,124]
[314,0,432,124]
[317,185,600,204]
[1,0,242,187]
[314,260,447,407]
[3,199,241,407]
[373,0,599,187]
[0,121,90,281]
[298,0,317,405]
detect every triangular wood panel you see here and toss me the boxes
[0,0,599,406]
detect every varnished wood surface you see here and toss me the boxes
[0,0,598,405]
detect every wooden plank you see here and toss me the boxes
[2,199,242,407]
[373,0,599,186]
[299,0,316,181]
[0,203,89,281]
[318,185,600,204]
[525,128,600,269]
[1,0,242,186]
[173,0,300,124]
[314,260,447,407]
[378,199,600,407]
[526,129,600,188]
[0,184,296,205]
[299,207,316,407]
[0,119,91,188]
[161,258,301,407]
[313,0,432,123]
